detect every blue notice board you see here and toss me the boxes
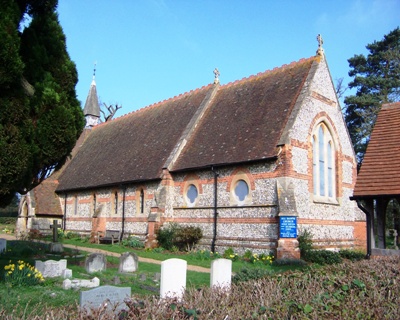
[279,216,297,238]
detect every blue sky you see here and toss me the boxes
[57,0,399,116]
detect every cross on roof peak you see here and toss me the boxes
[316,34,324,56]
[213,68,220,84]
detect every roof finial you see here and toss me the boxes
[213,68,220,84]
[316,34,324,56]
[93,61,97,80]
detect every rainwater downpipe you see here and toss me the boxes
[211,166,219,253]
[356,200,372,259]
[121,186,126,241]
[63,193,67,231]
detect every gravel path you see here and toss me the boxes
[0,233,210,273]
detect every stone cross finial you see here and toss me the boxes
[316,34,324,56]
[93,61,97,80]
[213,68,220,84]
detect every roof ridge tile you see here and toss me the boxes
[92,83,214,129]
[221,56,315,89]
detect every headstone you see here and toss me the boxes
[118,252,138,273]
[62,269,73,279]
[139,274,146,281]
[0,238,6,253]
[153,272,161,282]
[160,258,187,300]
[50,219,62,242]
[85,253,107,273]
[80,285,131,313]
[49,220,64,253]
[111,276,121,285]
[210,258,232,290]
[63,277,100,290]
[35,259,67,278]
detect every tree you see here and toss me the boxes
[344,27,400,165]
[0,0,84,206]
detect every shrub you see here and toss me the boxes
[298,229,313,257]
[156,224,203,251]
[232,267,272,284]
[122,236,145,249]
[3,260,45,286]
[223,247,239,261]
[304,250,342,265]
[272,258,307,267]
[339,249,365,261]
[174,226,202,251]
[156,223,180,250]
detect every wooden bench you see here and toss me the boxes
[98,230,121,245]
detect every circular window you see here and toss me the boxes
[186,184,198,205]
[234,180,249,202]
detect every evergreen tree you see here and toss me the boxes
[344,27,400,165]
[0,0,84,206]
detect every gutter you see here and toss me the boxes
[121,186,126,241]
[63,193,67,231]
[211,166,219,253]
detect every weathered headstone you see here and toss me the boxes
[160,258,187,300]
[0,238,6,253]
[49,219,63,253]
[35,259,67,278]
[62,268,73,279]
[118,252,138,273]
[80,285,131,313]
[210,258,232,290]
[153,272,161,282]
[63,277,100,290]
[85,253,107,273]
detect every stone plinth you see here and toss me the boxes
[276,238,300,260]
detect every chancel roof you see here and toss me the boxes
[172,57,315,171]
[353,102,400,198]
[57,56,317,192]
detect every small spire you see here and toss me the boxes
[213,68,220,84]
[316,34,324,56]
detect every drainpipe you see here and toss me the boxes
[121,186,126,241]
[356,200,372,259]
[63,193,67,231]
[211,167,219,253]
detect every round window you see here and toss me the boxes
[234,180,249,202]
[186,184,198,205]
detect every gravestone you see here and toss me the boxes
[49,220,63,253]
[85,253,107,273]
[62,269,73,279]
[118,252,138,273]
[210,258,232,290]
[35,259,67,278]
[0,238,6,253]
[80,285,131,313]
[63,277,100,290]
[160,258,187,300]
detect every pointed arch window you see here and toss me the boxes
[114,191,118,215]
[140,189,144,214]
[312,123,336,201]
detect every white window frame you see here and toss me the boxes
[312,122,337,203]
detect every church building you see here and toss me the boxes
[18,39,365,258]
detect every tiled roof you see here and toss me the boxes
[172,57,315,171]
[353,102,400,198]
[56,56,316,192]
[33,129,92,215]
[57,85,214,191]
